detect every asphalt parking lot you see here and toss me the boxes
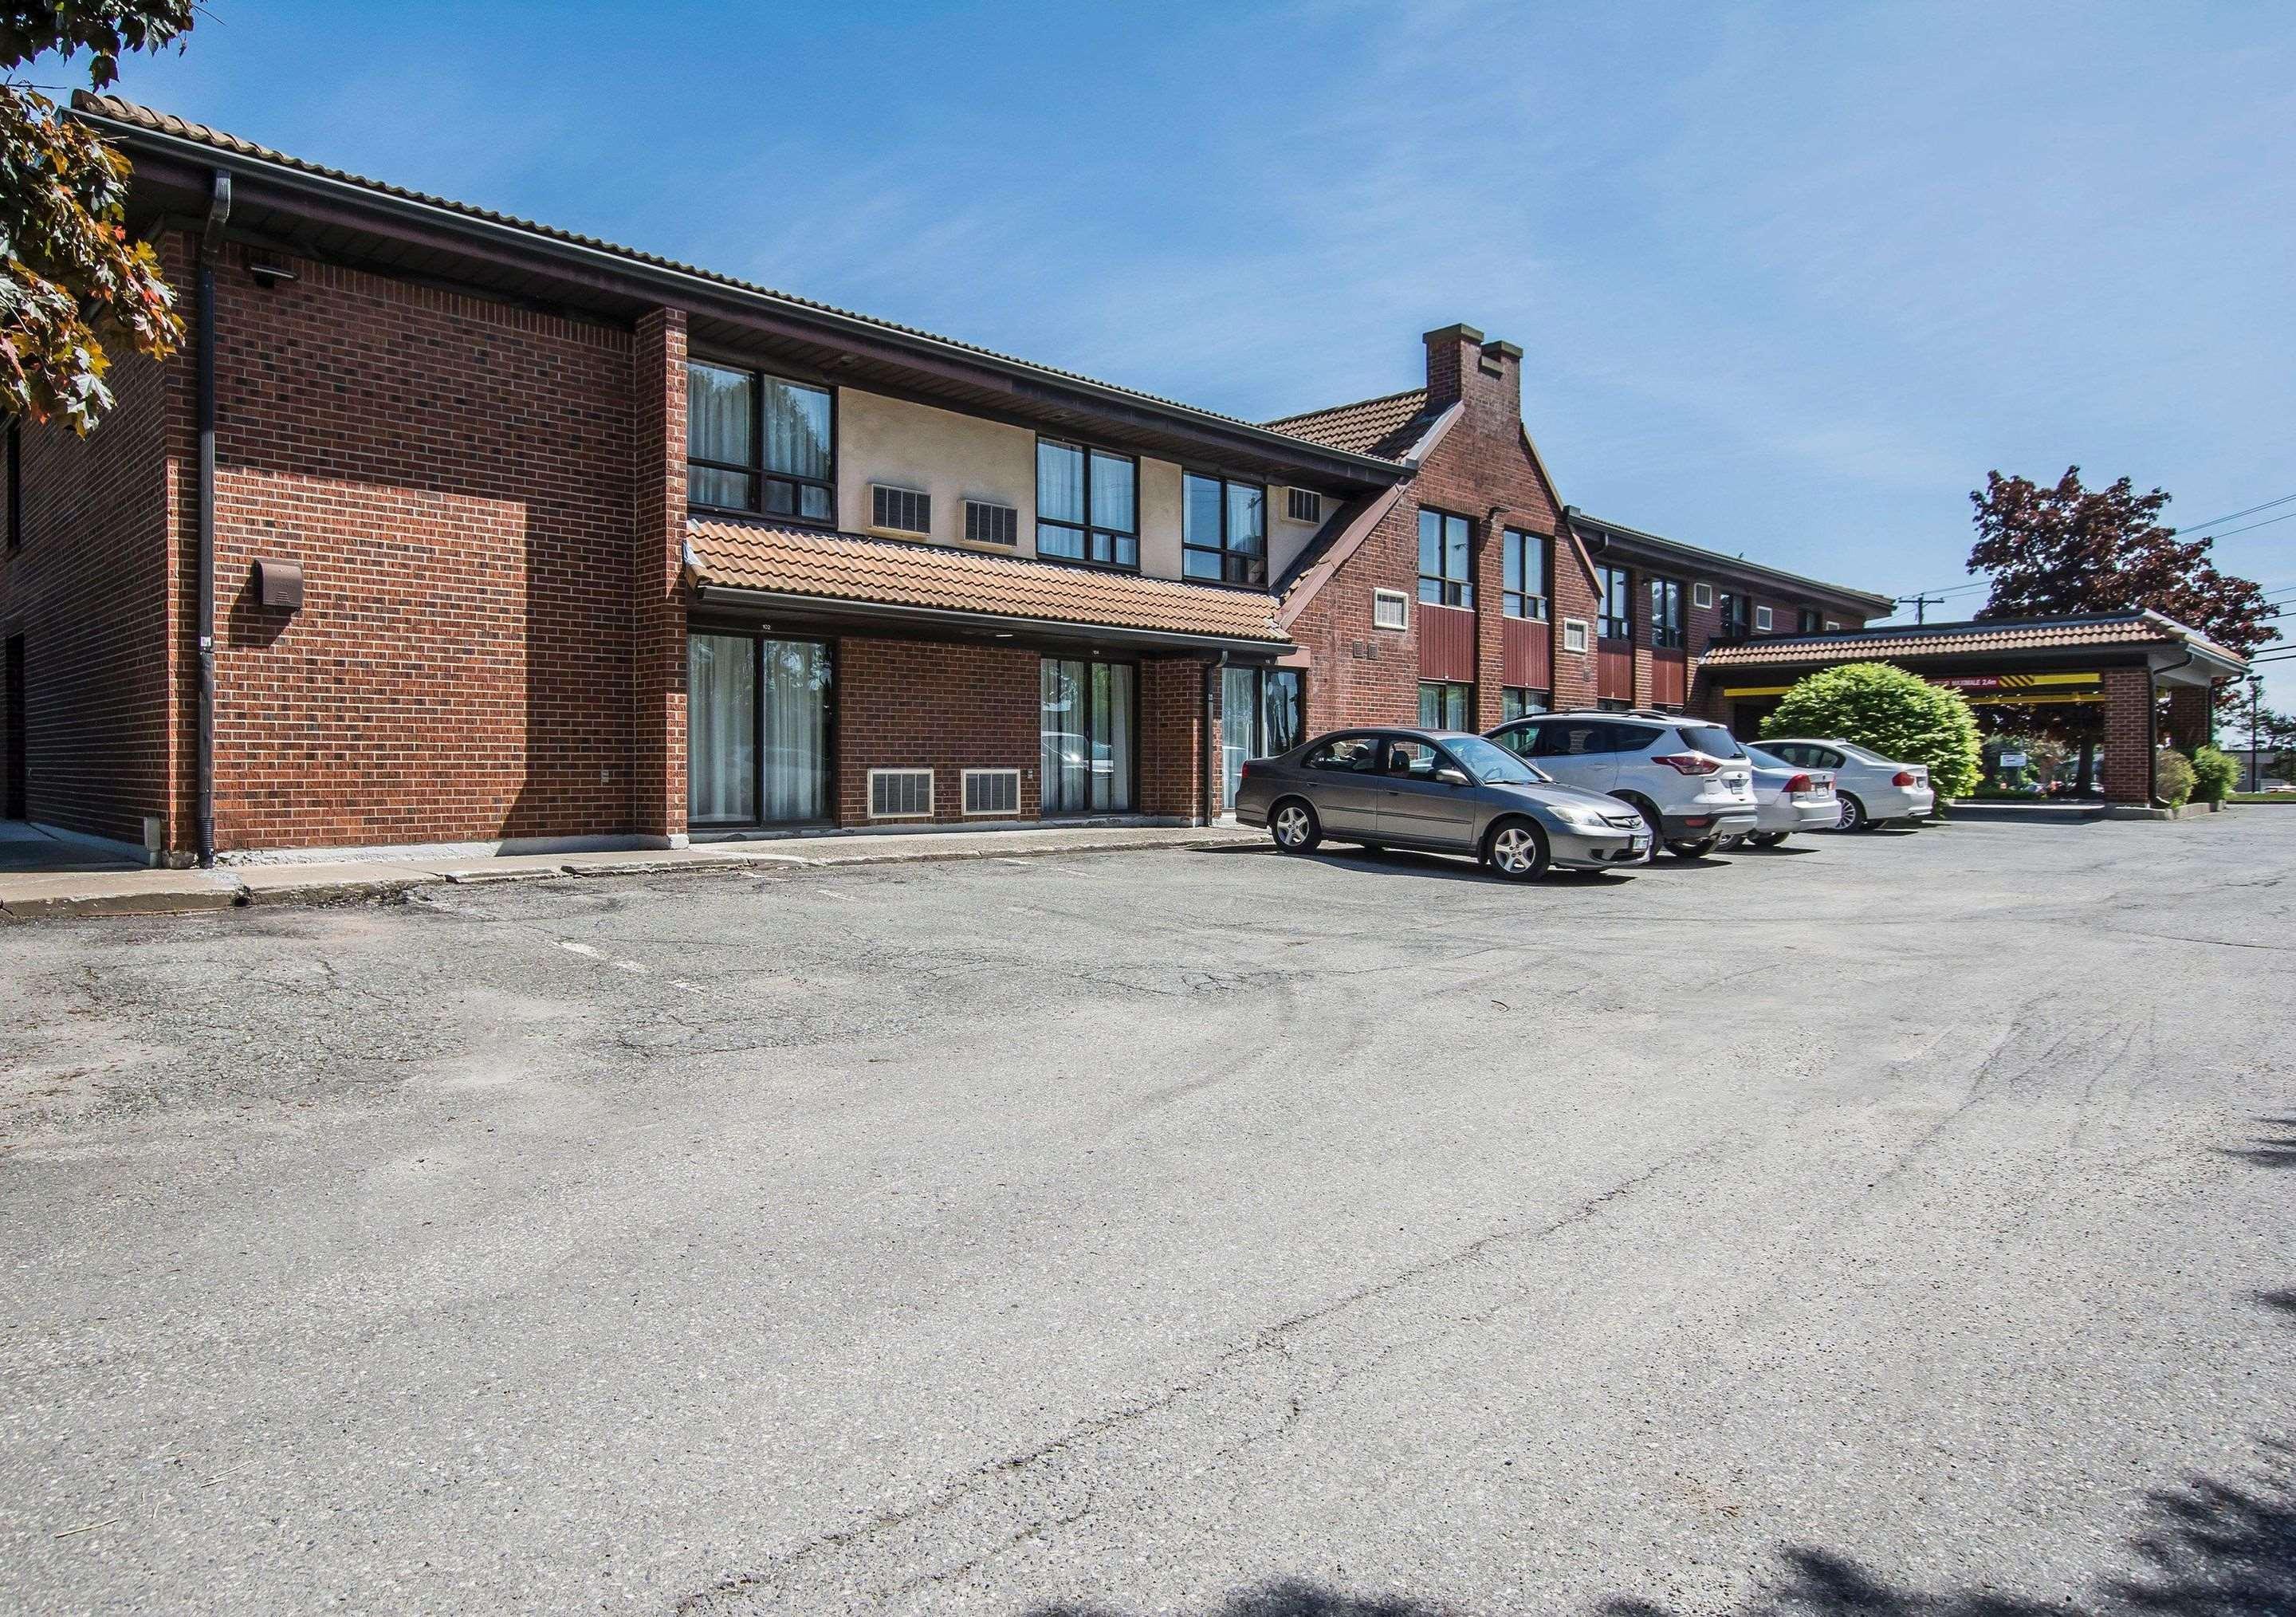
[2,813,2291,1615]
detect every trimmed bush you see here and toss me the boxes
[1762,663,1982,798]
[2191,745,2239,805]
[2155,748,2196,808]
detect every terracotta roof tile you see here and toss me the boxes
[1697,612,2227,667]
[72,92,1370,463]
[687,519,1289,644]
[1262,389,1433,459]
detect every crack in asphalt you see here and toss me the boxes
[675,1131,1736,1611]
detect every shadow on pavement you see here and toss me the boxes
[1030,1584,1449,1616]
[2222,1116,2296,1168]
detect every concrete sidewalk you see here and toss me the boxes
[0,824,1264,919]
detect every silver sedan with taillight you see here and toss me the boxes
[1756,738,1936,829]
[1725,745,1840,848]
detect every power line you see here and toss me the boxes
[2183,509,2296,545]
[2175,490,2296,532]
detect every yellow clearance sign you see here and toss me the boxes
[1721,671,2105,704]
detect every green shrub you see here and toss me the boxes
[2154,748,2196,808]
[1762,663,1983,798]
[2190,744,2239,805]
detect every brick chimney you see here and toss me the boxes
[1423,322,1522,429]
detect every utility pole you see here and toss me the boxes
[1899,592,1948,624]
[2252,675,2264,794]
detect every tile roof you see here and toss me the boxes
[686,519,1291,644]
[1261,389,1433,460]
[1696,612,2244,667]
[71,92,1374,466]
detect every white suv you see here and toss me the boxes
[1486,711,1758,858]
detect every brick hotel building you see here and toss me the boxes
[0,96,2239,864]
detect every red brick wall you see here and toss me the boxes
[0,301,183,848]
[1287,498,1422,734]
[634,309,688,842]
[205,238,636,852]
[833,636,1042,825]
[2101,666,2155,804]
[1141,655,1216,822]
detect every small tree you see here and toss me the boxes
[2190,746,2239,805]
[0,2,198,431]
[2154,749,2196,809]
[1762,662,1983,799]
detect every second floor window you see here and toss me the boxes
[1502,529,1547,620]
[1799,608,1823,634]
[1598,565,1632,640]
[1716,592,1751,642]
[1184,472,1267,585]
[1649,577,1684,648]
[687,361,834,521]
[1418,508,1472,608]
[1037,439,1138,568]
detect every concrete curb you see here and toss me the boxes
[0,828,1265,920]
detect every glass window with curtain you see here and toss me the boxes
[1036,439,1138,568]
[1649,577,1685,648]
[1502,529,1547,619]
[1040,658,1136,813]
[686,634,832,826]
[1418,509,1473,607]
[1598,565,1633,640]
[686,361,834,521]
[1219,666,1303,807]
[1716,592,1751,642]
[1417,680,1472,730]
[1502,687,1550,722]
[1184,473,1268,585]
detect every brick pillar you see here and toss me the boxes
[633,308,688,845]
[2165,685,2211,752]
[2100,667,2155,805]
[1473,515,1504,730]
[1141,657,1217,824]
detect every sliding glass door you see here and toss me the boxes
[688,632,832,827]
[1040,659,1136,814]
[1221,666,1303,808]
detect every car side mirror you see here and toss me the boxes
[1435,766,1471,787]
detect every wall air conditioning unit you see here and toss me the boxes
[1287,488,1323,524]
[867,768,934,820]
[964,499,1019,547]
[870,484,932,538]
[961,768,1022,817]
[1693,582,1714,609]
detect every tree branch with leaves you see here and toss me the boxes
[1,1,196,433]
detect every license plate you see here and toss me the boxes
[1629,832,1650,851]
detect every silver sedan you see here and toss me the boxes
[1720,744,1841,848]
[1233,728,1650,879]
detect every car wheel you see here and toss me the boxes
[1270,798,1321,853]
[1665,836,1719,859]
[1717,833,1745,852]
[1484,816,1550,882]
[1837,793,1868,832]
[1750,831,1789,847]
[1622,797,1664,864]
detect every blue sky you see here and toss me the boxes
[104,0,2296,713]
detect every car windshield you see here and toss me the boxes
[1675,725,1746,760]
[1446,734,1548,785]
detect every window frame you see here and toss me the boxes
[1371,588,1409,631]
[1715,592,1751,643]
[1649,576,1685,649]
[1500,686,1549,722]
[1755,604,1775,634]
[1040,654,1141,813]
[1182,469,1268,586]
[1597,564,1634,642]
[1799,608,1823,635]
[1417,679,1474,730]
[1561,618,1590,655]
[685,628,837,831]
[1035,437,1142,571]
[1417,507,1475,609]
[1501,528,1549,620]
[685,359,838,525]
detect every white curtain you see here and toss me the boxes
[760,639,828,823]
[687,634,757,824]
[1092,662,1134,812]
[1222,666,1256,808]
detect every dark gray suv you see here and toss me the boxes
[1232,728,1649,879]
